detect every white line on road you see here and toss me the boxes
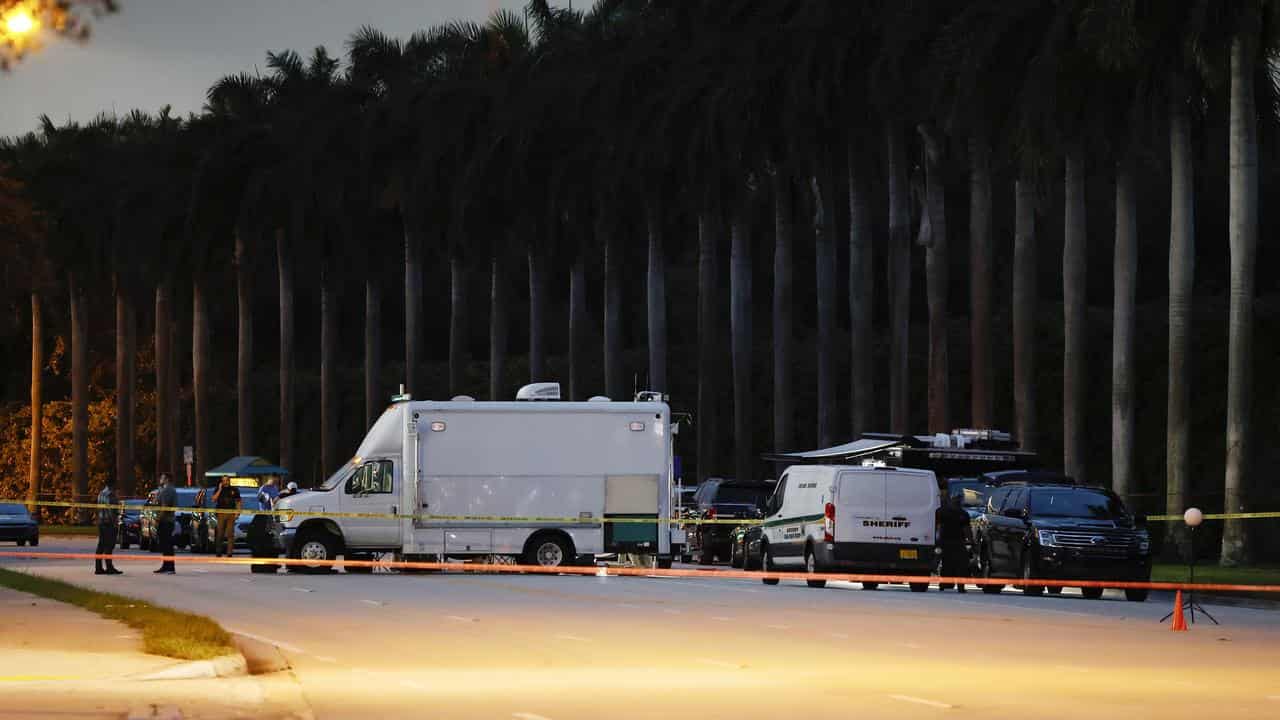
[445,615,476,622]
[901,642,924,649]
[361,599,385,606]
[513,713,553,720]
[314,656,337,663]
[765,624,791,630]
[710,616,732,621]
[830,633,849,640]
[889,695,953,710]
[616,603,642,609]
[553,634,590,642]
[226,628,304,654]
[291,587,313,593]
[399,680,428,691]
[191,569,208,574]
[662,608,681,614]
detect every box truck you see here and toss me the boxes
[272,384,675,570]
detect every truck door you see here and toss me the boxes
[882,472,936,547]
[340,460,401,549]
[835,470,887,546]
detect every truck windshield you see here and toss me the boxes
[318,465,352,491]
[1030,489,1126,519]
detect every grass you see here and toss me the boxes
[39,525,97,536]
[1151,563,1280,587]
[0,567,236,660]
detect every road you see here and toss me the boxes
[4,538,1279,720]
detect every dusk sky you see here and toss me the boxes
[1,0,527,137]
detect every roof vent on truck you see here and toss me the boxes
[516,382,561,401]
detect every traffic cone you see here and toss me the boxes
[1170,590,1189,631]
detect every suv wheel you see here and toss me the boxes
[1021,551,1044,596]
[1124,588,1148,602]
[804,546,826,589]
[760,545,779,586]
[1081,586,1104,600]
[980,545,1004,594]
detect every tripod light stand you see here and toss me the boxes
[1161,507,1219,626]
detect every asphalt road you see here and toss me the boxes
[4,538,1279,720]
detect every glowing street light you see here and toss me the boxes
[4,9,37,36]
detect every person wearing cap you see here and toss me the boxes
[94,479,122,575]
[277,481,300,499]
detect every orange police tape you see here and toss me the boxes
[3,550,1279,594]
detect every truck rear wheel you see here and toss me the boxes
[804,547,826,589]
[523,534,573,568]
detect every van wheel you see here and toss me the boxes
[980,546,1004,594]
[1081,587,1104,600]
[909,582,929,593]
[1021,552,1044,595]
[524,534,573,568]
[16,539,25,547]
[760,546,779,586]
[293,530,339,572]
[804,547,826,589]
[861,582,879,590]
[1047,585,1063,595]
[1124,588,1148,602]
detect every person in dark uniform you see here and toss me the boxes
[94,480,122,575]
[154,474,178,574]
[936,492,973,593]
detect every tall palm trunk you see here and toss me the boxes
[365,276,381,428]
[28,292,42,510]
[1063,147,1087,482]
[235,227,253,455]
[115,279,136,497]
[969,135,993,428]
[886,123,911,434]
[192,274,210,488]
[528,240,548,383]
[1112,157,1137,503]
[919,123,949,434]
[772,172,794,453]
[168,311,181,484]
[403,205,424,397]
[1166,78,1195,546]
[696,204,721,481]
[278,226,295,473]
[320,269,337,478]
[848,143,873,437]
[489,253,507,400]
[646,200,667,394]
[568,244,586,401]
[730,197,753,484]
[1222,33,1258,566]
[154,282,171,480]
[449,250,468,394]
[1013,175,1037,452]
[70,276,87,515]
[603,214,623,400]
[814,158,838,447]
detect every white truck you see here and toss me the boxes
[272,384,675,570]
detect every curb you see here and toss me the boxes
[134,653,247,681]
[232,633,293,675]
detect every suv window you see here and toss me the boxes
[1030,488,1126,519]
[988,487,1010,514]
[1004,488,1026,513]
[711,485,769,506]
[767,475,788,515]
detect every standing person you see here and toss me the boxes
[212,477,241,557]
[94,480,122,575]
[277,481,300,500]
[257,477,279,510]
[154,474,178,574]
[936,492,973,593]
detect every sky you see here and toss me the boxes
[1,0,527,137]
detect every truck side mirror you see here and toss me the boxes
[1003,507,1027,520]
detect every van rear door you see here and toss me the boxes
[834,470,887,544]
[882,471,936,547]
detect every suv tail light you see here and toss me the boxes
[824,502,835,543]
[706,507,716,520]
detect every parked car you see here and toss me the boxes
[729,523,763,570]
[686,479,771,565]
[141,487,203,550]
[943,477,993,520]
[196,494,264,553]
[117,498,146,549]
[0,503,39,546]
[972,480,1152,601]
[138,490,158,550]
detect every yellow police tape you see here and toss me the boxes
[3,498,757,525]
[1147,510,1280,521]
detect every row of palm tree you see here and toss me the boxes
[4,0,1276,565]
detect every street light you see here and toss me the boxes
[1161,506,1218,626]
[4,9,35,35]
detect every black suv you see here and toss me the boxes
[687,479,771,565]
[973,481,1152,601]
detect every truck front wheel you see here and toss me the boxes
[292,529,340,573]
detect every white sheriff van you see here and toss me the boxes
[273,384,674,570]
[758,465,939,590]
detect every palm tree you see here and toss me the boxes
[1112,154,1137,501]
[918,122,949,433]
[29,289,42,505]
[771,170,794,452]
[1012,174,1037,452]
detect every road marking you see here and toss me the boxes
[553,634,590,642]
[291,587,313,593]
[830,632,849,640]
[399,679,427,690]
[662,608,681,615]
[191,569,208,574]
[513,713,553,720]
[239,578,253,583]
[445,615,477,622]
[766,624,791,630]
[314,656,337,663]
[888,695,953,710]
[710,616,732,621]
[696,658,743,670]
[616,602,642,609]
[361,599,385,606]
[226,628,305,654]
[901,642,924,649]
